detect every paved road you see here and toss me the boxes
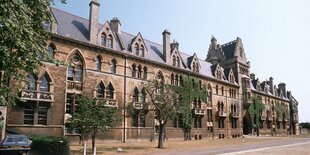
[155,138,310,155]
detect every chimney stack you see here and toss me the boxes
[269,77,274,94]
[89,0,100,44]
[162,30,171,64]
[110,17,121,34]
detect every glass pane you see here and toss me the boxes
[38,104,47,125]
[67,66,74,81]
[24,105,34,125]
[75,65,83,82]
[27,75,36,90]
[40,75,49,92]
[48,45,54,59]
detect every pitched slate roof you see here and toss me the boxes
[51,7,233,85]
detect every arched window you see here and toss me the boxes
[140,45,145,57]
[221,102,224,111]
[43,21,51,31]
[141,88,146,103]
[180,75,184,86]
[175,74,179,86]
[172,55,176,66]
[192,63,196,72]
[95,56,102,71]
[27,74,37,90]
[221,86,224,96]
[67,53,84,82]
[171,73,175,85]
[216,85,219,94]
[155,71,164,94]
[143,66,148,80]
[106,35,113,48]
[134,43,139,56]
[47,44,55,59]
[132,87,139,102]
[100,33,107,46]
[196,63,199,73]
[97,82,105,98]
[137,65,142,78]
[177,57,180,67]
[40,74,49,92]
[111,59,117,74]
[131,64,137,77]
[106,83,115,99]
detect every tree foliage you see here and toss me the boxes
[142,80,178,149]
[67,94,121,153]
[172,76,208,140]
[300,122,310,129]
[0,0,65,105]
[274,103,288,119]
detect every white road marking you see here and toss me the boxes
[220,141,310,155]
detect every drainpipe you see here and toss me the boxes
[123,57,127,143]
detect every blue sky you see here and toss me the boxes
[53,0,310,122]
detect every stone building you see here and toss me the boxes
[5,0,299,142]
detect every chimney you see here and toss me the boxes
[89,0,100,44]
[278,83,287,98]
[269,77,274,94]
[110,17,121,34]
[170,40,179,51]
[162,30,171,64]
[250,73,255,80]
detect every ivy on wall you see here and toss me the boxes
[248,96,265,129]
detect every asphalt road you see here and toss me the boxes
[155,138,310,155]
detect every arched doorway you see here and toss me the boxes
[243,111,252,135]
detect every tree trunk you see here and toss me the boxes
[92,130,96,153]
[257,127,260,136]
[157,123,164,149]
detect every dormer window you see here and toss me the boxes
[177,57,180,67]
[100,33,107,46]
[229,74,234,83]
[216,70,222,79]
[134,43,139,56]
[140,45,145,57]
[172,56,176,66]
[106,35,113,48]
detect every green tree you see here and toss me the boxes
[142,80,178,149]
[67,95,121,153]
[300,122,310,129]
[0,0,65,105]
[172,77,208,140]
[248,96,265,136]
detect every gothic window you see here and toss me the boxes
[180,75,184,86]
[47,44,56,59]
[141,88,146,103]
[196,63,199,73]
[132,111,147,127]
[155,71,164,94]
[230,74,234,83]
[221,86,224,96]
[132,87,139,102]
[106,34,113,48]
[137,65,142,78]
[172,55,176,66]
[111,59,117,74]
[97,82,105,98]
[143,66,148,80]
[140,45,145,57]
[67,53,84,82]
[106,83,115,99]
[134,43,139,56]
[95,56,102,71]
[177,57,180,67]
[100,33,107,46]
[171,73,175,85]
[131,64,137,78]
[27,74,37,90]
[192,63,196,72]
[39,74,49,92]
[216,85,219,94]
[175,74,179,86]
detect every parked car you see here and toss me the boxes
[0,134,31,155]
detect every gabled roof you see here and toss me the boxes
[129,32,149,52]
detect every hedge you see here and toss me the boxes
[29,135,69,155]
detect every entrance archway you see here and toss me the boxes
[243,111,252,135]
